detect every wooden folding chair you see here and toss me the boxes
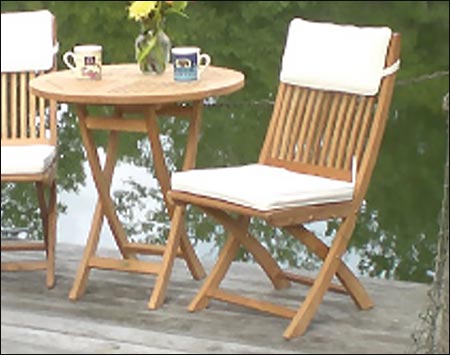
[167,18,401,338]
[1,10,59,288]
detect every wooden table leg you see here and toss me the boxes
[69,105,135,300]
[76,105,132,255]
[69,102,205,307]
[145,103,205,280]
[178,102,207,279]
[145,102,206,308]
[148,205,186,309]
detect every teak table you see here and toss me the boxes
[30,63,245,308]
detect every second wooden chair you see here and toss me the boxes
[167,18,401,339]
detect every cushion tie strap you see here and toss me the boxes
[382,59,400,77]
[352,156,357,187]
[53,42,60,55]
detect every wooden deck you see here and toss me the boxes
[1,243,427,354]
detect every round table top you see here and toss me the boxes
[30,63,245,105]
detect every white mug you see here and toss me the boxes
[63,44,102,80]
[171,47,211,82]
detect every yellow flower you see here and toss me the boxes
[129,1,157,21]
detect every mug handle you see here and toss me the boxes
[62,51,76,71]
[198,53,211,74]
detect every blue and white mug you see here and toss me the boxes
[171,47,211,82]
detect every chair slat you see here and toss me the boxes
[344,96,368,169]
[260,84,284,159]
[294,90,316,162]
[29,71,37,139]
[286,88,309,160]
[273,86,297,159]
[335,95,357,169]
[310,92,332,165]
[300,90,325,164]
[327,94,350,168]
[354,96,375,166]
[20,72,27,138]
[39,90,46,139]
[1,73,7,139]
[10,73,18,139]
[279,87,301,158]
[318,93,341,167]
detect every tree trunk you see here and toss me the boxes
[411,92,449,354]
[437,93,449,354]
[439,253,449,354]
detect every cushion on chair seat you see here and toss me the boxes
[171,164,354,212]
[1,144,57,175]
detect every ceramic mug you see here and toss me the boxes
[171,47,211,82]
[63,44,102,80]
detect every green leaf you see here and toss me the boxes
[137,34,158,63]
[171,1,187,12]
[152,41,166,72]
[165,1,188,18]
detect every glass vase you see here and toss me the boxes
[135,29,171,75]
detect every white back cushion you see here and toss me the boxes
[280,18,392,95]
[1,10,55,73]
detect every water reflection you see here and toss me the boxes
[1,1,448,283]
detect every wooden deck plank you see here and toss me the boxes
[1,321,186,354]
[1,244,428,354]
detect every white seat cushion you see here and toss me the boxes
[1,144,57,175]
[1,10,55,72]
[280,18,392,95]
[171,164,354,212]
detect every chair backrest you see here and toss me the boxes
[259,18,401,207]
[1,10,58,147]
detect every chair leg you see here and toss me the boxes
[36,180,57,289]
[189,222,243,312]
[46,180,57,288]
[283,215,357,339]
[148,205,185,309]
[201,207,290,289]
[286,224,373,310]
[179,227,206,280]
